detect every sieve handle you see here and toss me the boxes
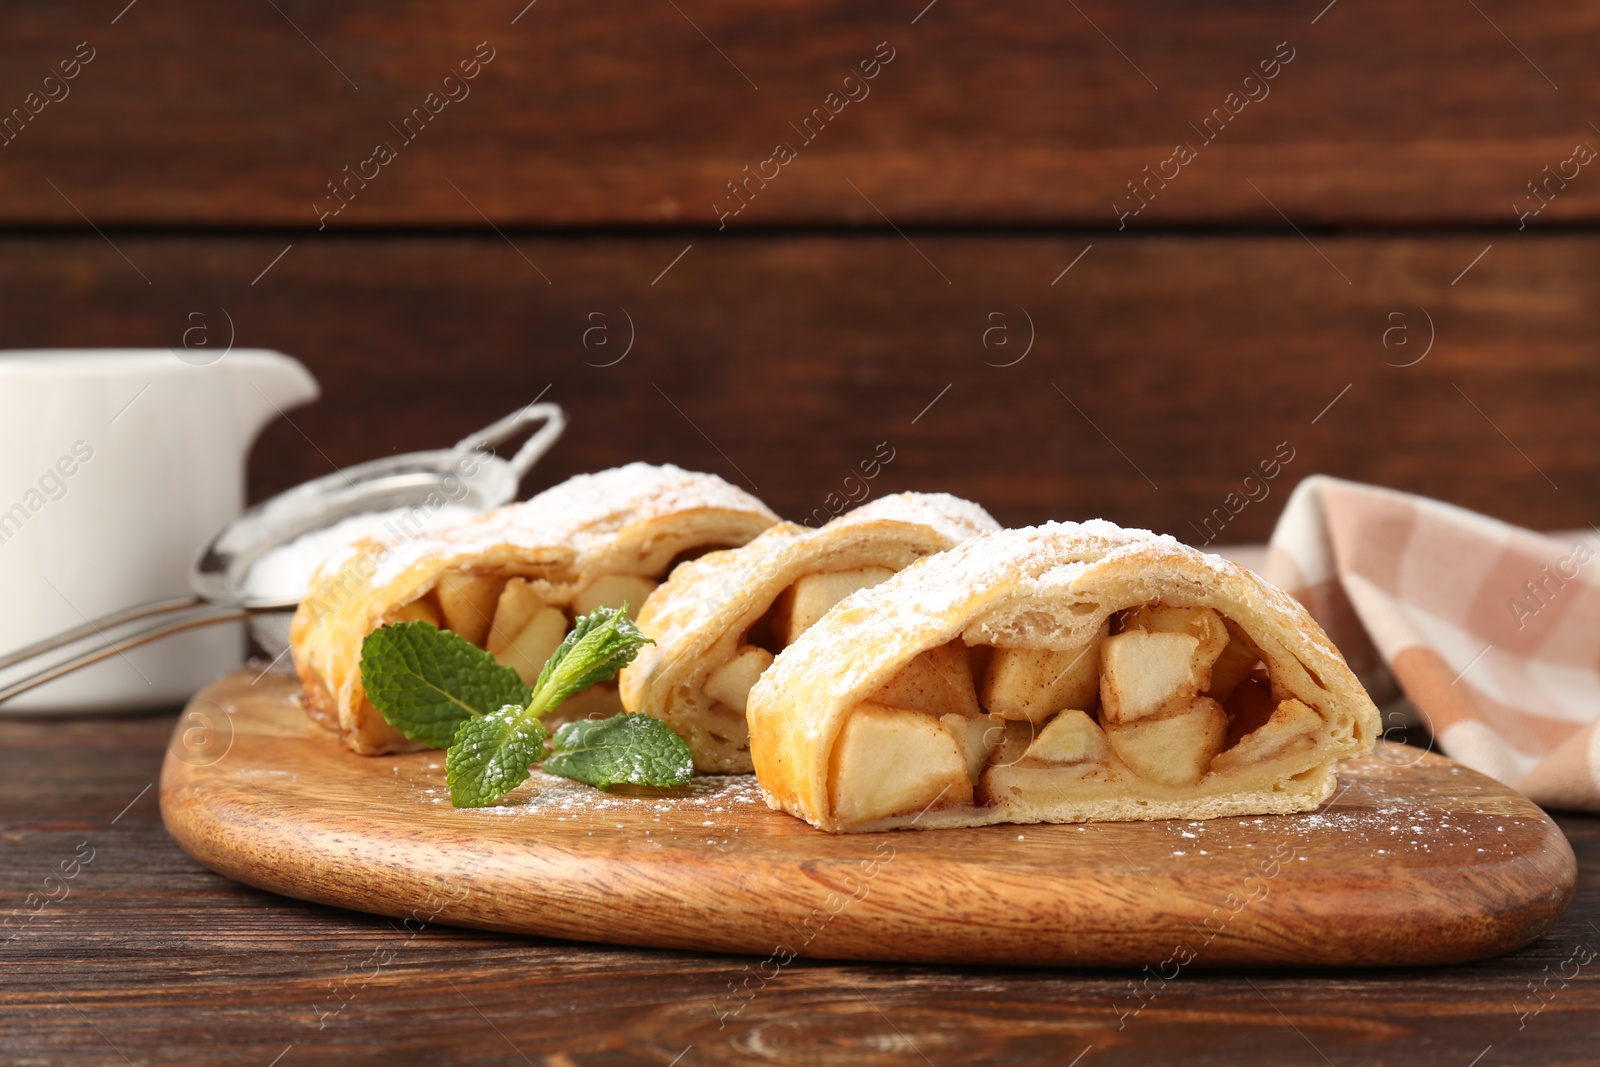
[0,601,251,706]
[0,595,202,673]
[448,400,566,481]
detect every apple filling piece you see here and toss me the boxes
[704,646,775,714]
[772,567,895,645]
[942,713,1002,784]
[1211,697,1321,774]
[871,641,980,718]
[829,700,974,825]
[980,622,1105,722]
[705,566,898,718]
[386,570,658,702]
[1024,709,1110,766]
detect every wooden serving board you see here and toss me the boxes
[160,671,1576,968]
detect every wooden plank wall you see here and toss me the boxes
[1,0,1595,540]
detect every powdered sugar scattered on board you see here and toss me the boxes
[451,772,766,823]
[1142,805,1530,861]
[417,766,1529,866]
[362,736,1539,875]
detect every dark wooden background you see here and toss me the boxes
[3,0,1598,538]
[4,1,1599,1063]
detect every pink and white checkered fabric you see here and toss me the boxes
[1263,475,1600,812]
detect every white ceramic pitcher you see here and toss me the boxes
[0,349,318,712]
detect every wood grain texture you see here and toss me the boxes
[3,701,1596,1065]
[0,232,1595,541]
[157,670,1575,969]
[0,1,1597,227]
[1,1,1595,1060]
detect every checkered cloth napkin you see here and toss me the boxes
[1262,475,1599,812]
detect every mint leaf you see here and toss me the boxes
[446,705,549,808]
[525,605,653,716]
[441,604,657,807]
[543,713,694,789]
[360,621,531,748]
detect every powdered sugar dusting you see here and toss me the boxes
[246,503,478,603]
[522,463,776,570]
[311,463,776,592]
[840,491,999,546]
[641,491,998,658]
[424,772,770,844]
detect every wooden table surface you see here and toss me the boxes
[4,706,1597,1066]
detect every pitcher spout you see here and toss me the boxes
[225,349,320,441]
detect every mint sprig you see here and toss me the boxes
[358,605,685,808]
[447,705,549,808]
[360,621,532,748]
[544,714,694,789]
[526,603,655,717]
[443,605,655,806]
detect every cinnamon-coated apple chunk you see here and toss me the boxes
[982,718,1039,769]
[1210,698,1322,773]
[703,645,774,713]
[388,596,442,628]
[1099,630,1202,723]
[941,713,1002,783]
[571,573,658,620]
[772,566,894,644]
[1024,709,1111,765]
[1103,696,1228,787]
[486,578,546,654]
[980,625,1106,722]
[1123,604,1229,685]
[871,641,980,717]
[493,605,567,686]
[830,701,973,824]
[1208,629,1262,702]
[436,572,505,646]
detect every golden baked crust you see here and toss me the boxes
[620,493,998,772]
[290,463,777,754]
[747,521,1381,832]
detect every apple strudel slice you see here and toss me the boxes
[747,521,1380,832]
[619,492,999,773]
[291,463,778,754]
